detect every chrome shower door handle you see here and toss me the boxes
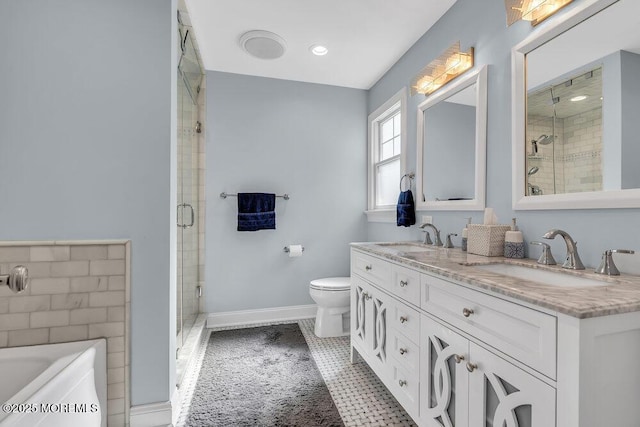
[176,203,195,228]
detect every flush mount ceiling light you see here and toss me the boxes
[504,0,574,26]
[310,44,328,56]
[410,41,474,96]
[570,95,588,102]
[239,30,287,60]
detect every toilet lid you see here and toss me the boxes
[310,277,351,291]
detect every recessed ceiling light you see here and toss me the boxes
[310,45,328,56]
[570,95,588,102]
[239,30,286,60]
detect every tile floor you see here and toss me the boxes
[175,318,416,427]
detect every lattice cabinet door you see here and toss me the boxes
[351,280,370,351]
[370,288,390,371]
[467,343,556,427]
[420,315,470,427]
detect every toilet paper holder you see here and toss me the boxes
[283,246,305,253]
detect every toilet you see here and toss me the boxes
[309,277,351,338]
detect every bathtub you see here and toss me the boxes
[0,339,107,427]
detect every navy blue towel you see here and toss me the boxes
[396,190,416,227]
[237,193,276,231]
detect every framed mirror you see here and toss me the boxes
[416,65,487,211]
[512,0,640,209]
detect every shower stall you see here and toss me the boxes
[176,15,204,355]
[526,67,603,196]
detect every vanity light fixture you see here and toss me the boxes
[310,44,328,56]
[505,0,574,26]
[570,95,588,102]
[410,41,474,96]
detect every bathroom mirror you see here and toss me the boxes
[416,65,487,211]
[512,0,640,209]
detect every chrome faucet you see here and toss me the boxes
[419,223,443,246]
[542,229,585,270]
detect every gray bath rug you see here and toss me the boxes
[185,323,345,427]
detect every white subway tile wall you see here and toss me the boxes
[0,241,130,427]
[527,108,602,195]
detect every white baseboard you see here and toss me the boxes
[129,392,177,427]
[206,304,317,328]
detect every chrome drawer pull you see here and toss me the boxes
[466,362,478,373]
[454,354,465,364]
[400,280,408,287]
[398,380,407,387]
[462,307,474,317]
[400,316,408,323]
[399,348,407,355]
[365,265,372,271]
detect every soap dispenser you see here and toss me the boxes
[461,217,472,252]
[504,218,525,258]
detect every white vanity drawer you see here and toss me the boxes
[389,300,420,345]
[421,273,557,379]
[388,327,419,372]
[388,359,419,417]
[351,250,392,286]
[390,264,421,305]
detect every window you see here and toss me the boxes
[367,88,407,221]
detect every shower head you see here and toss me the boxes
[528,166,539,176]
[535,134,554,145]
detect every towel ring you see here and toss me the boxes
[400,173,415,192]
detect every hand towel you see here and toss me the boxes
[237,193,276,231]
[396,190,416,227]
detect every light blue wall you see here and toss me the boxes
[0,0,177,406]
[423,101,476,201]
[367,0,640,264]
[206,71,368,313]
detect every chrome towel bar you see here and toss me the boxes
[220,192,290,200]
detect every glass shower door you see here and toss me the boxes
[176,54,201,353]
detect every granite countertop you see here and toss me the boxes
[351,242,640,319]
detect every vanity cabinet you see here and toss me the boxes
[352,245,640,427]
[351,248,558,427]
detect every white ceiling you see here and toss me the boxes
[184,0,457,89]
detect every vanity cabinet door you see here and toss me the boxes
[420,315,470,427]
[351,277,391,377]
[467,343,556,427]
[351,279,369,351]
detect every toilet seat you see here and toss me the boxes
[310,277,351,291]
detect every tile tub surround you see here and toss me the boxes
[0,240,130,427]
[352,242,640,319]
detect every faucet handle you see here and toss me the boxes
[530,241,556,265]
[422,230,433,245]
[444,233,457,248]
[595,249,635,276]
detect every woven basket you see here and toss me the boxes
[467,224,511,257]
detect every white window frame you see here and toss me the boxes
[366,87,408,222]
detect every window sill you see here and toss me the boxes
[364,209,396,223]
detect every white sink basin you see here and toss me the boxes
[474,263,608,288]
[376,243,436,253]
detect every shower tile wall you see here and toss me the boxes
[562,107,602,193]
[0,241,130,427]
[527,109,601,195]
[177,91,200,333]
